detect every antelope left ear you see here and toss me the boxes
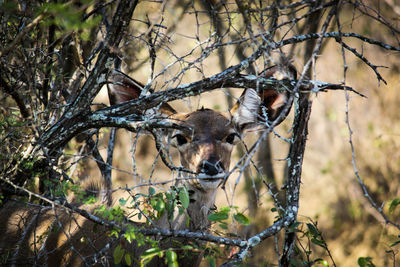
[231,65,295,133]
[231,88,262,132]
[231,88,291,132]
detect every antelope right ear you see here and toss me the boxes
[107,69,176,115]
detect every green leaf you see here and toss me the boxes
[288,222,301,233]
[168,262,179,267]
[166,190,176,200]
[166,249,177,264]
[84,195,96,204]
[311,238,326,248]
[313,259,329,266]
[357,257,375,267]
[320,259,329,266]
[208,211,229,222]
[307,223,320,237]
[208,256,216,267]
[389,198,400,213]
[150,197,157,209]
[358,257,367,267]
[141,247,163,260]
[179,187,190,209]
[119,198,127,206]
[220,206,231,212]
[123,227,136,244]
[155,198,165,212]
[218,222,228,229]
[113,245,124,265]
[390,239,400,247]
[149,187,156,196]
[110,228,120,238]
[233,212,250,225]
[178,206,184,215]
[124,253,132,266]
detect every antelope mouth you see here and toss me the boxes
[198,173,225,181]
[197,173,225,189]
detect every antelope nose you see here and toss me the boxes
[200,161,222,176]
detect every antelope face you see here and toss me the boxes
[169,108,240,190]
[107,66,294,191]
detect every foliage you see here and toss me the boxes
[36,1,102,40]
[208,206,250,231]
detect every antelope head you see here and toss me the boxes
[107,66,294,229]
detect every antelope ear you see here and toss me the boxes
[259,89,290,125]
[231,88,291,132]
[231,88,262,132]
[258,64,295,126]
[231,65,295,132]
[107,69,144,105]
[107,69,176,115]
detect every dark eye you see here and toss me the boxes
[225,133,237,144]
[174,134,188,146]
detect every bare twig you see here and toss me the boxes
[344,89,400,231]
[0,14,45,58]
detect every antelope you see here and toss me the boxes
[0,65,294,266]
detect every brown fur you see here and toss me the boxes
[169,109,235,175]
[0,200,113,266]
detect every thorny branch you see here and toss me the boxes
[42,71,363,151]
[40,0,140,153]
[335,0,400,233]
[1,175,284,248]
[344,91,400,231]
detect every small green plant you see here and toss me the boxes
[357,256,375,267]
[208,206,250,230]
[95,185,196,266]
[284,220,335,267]
[95,205,125,222]
[113,244,132,266]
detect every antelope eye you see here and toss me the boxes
[225,133,237,144]
[173,134,188,146]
